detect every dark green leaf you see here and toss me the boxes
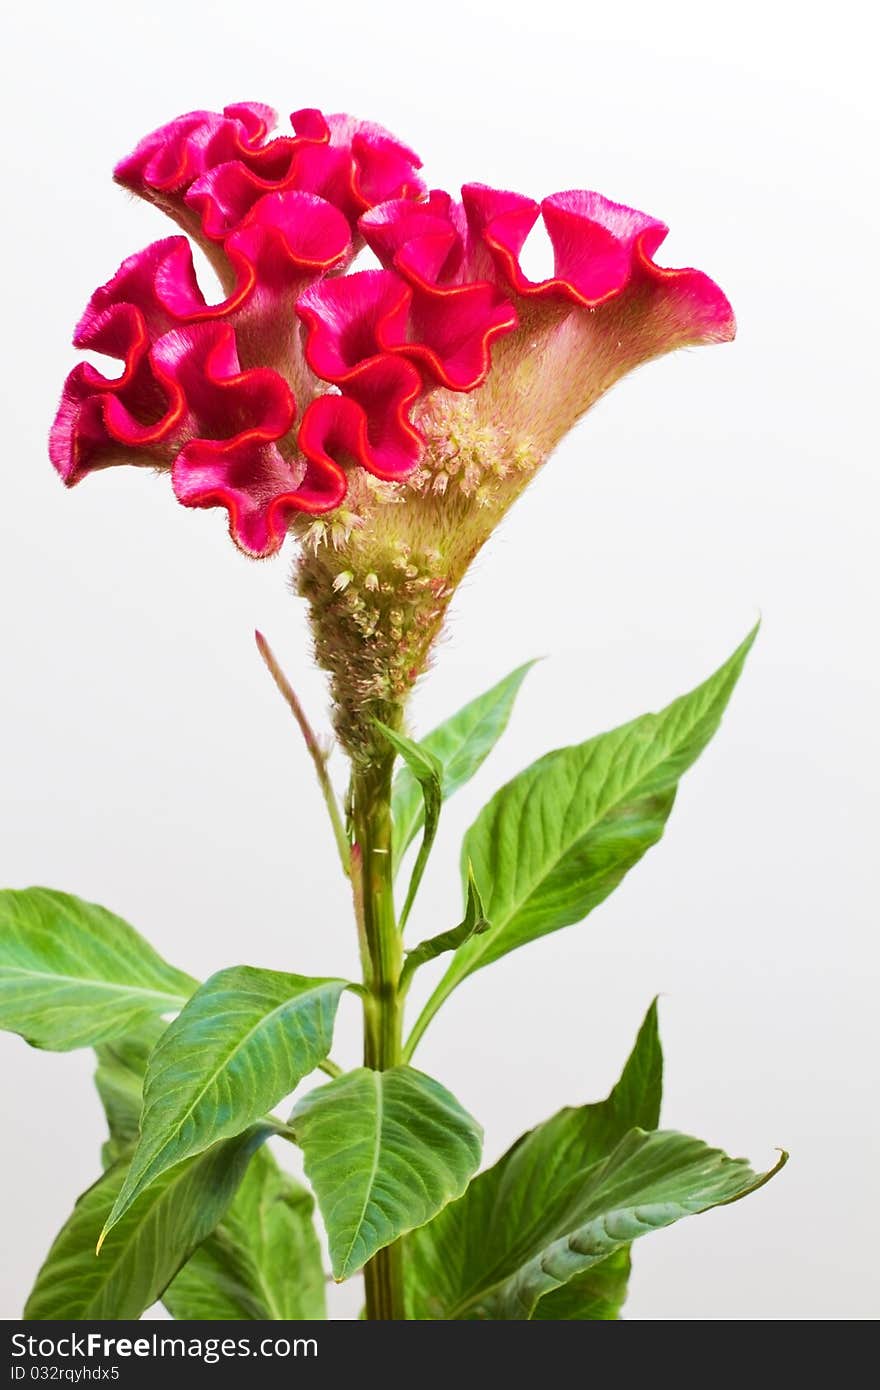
[24,1127,270,1320]
[409,630,757,1049]
[0,888,196,1050]
[291,1065,482,1279]
[376,721,443,929]
[391,662,536,867]
[163,1147,326,1320]
[102,967,347,1238]
[406,999,662,1318]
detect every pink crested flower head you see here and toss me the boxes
[51,104,735,749]
[51,102,732,565]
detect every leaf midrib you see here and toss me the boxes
[458,691,718,978]
[82,1144,252,1318]
[0,966,189,1011]
[338,1071,384,1276]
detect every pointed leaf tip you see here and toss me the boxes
[411,629,760,1031]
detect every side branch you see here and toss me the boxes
[255,630,351,875]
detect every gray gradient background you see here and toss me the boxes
[1,0,876,1321]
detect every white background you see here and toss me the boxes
[1,0,877,1321]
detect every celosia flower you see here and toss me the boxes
[51,102,734,752]
[51,101,732,562]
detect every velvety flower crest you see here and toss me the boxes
[51,102,734,558]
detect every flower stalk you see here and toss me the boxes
[350,752,407,1319]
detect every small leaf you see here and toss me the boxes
[163,1148,326,1320]
[0,888,196,1050]
[94,1019,167,1167]
[410,629,757,1045]
[392,662,536,867]
[24,1127,270,1319]
[102,967,347,1238]
[376,722,442,929]
[406,999,662,1318]
[291,1066,482,1280]
[400,868,489,992]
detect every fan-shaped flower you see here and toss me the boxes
[51,102,732,566]
[51,102,735,749]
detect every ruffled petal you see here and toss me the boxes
[298,271,424,479]
[149,322,296,439]
[49,350,184,483]
[462,181,734,337]
[298,269,411,381]
[51,318,296,487]
[114,103,277,197]
[172,436,346,556]
[51,293,186,483]
[360,198,518,389]
[299,360,423,483]
[116,103,423,244]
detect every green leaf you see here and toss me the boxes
[391,661,536,867]
[376,722,442,930]
[409,629,756,1049]
[531,1248,632,1320]
[0,888,196,1050]
[406,999,663,1318]
[163,1147,326,1320]
[102,967,347,1239]
[24,1127,270,1320]
[94,1019,167,1167]
[291,1065,483,1279]
[92,1020,326,1320]
[400,868,489,993]
[475,1131,786,1319]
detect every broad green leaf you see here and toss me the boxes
[102,967,347,1238]
[400,868,489,992]
[392,661,535,867]
[376,722,442,930]
[92,1020,326,1319]
[291,1066,483,1279]
[406,999,662,1318]
[532,1249,632,1320]
[408,630,756,1050]
[94,1019,167,1167]
[473,1130,786,1319]
[0,888,196,1050]
[24,1127,270,1320]
[163,1147,326,1320]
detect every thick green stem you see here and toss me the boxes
[351,751,406,1321]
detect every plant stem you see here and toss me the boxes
[255,630,351,875]
[317,1058,344,1079]
[351,751,406,1321]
